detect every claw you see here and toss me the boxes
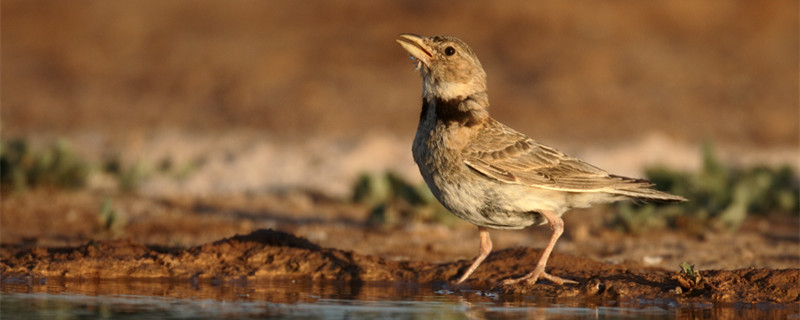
[502,269,576,286]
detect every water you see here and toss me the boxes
[1,278,795,319]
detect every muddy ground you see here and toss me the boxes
[2,230,799,304]
[1,189,798,305]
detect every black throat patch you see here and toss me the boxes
[423,97,482,127]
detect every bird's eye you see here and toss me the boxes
[444,46,456,56]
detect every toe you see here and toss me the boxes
[541,272,577,285]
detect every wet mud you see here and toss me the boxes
[3,229,798,305]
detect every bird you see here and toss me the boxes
[395,33,687,287]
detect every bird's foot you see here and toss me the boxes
[501,268,577,286]
[448,281,466,291]
[440,282,463,293]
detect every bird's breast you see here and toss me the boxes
[412,102,481,206]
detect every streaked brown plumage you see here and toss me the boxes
[396,33,686,286]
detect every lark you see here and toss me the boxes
[396,33,686,286]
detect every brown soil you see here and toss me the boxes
[2,190,798,305]
[2,229,798,305]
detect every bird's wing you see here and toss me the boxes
[462,120,652,192]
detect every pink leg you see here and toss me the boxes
[455,226,492,285]
[502,211,576,286]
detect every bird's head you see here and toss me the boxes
[396,34,487,102]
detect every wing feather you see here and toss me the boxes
[463,119,652,192]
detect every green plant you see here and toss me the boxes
[1,138,202,193]
[353,171,458,227]
[674,262,708,295]
[613,143,799,234]
[96,197,126,237]
[0,139,90,191]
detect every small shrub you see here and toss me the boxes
[0,139,90,191]
[613,143,799,234]
[96,197,126,237]
[353,171,457,227]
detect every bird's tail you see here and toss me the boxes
[609,176,687,202]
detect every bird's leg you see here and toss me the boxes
[502,211,577,286]
[454,226,492,286]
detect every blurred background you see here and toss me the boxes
[1,0,798,270]
[4,0,798,140]
[3,0,797,196]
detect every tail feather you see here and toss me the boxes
[608,175,687,202]
[612,188,688,202]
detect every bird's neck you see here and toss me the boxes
[421,91,489,128]
[422,77,487,102]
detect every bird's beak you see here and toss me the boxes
[396,33,433,68]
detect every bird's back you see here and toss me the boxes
[462,118,686,203]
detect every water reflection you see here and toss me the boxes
[1,278,795,319]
